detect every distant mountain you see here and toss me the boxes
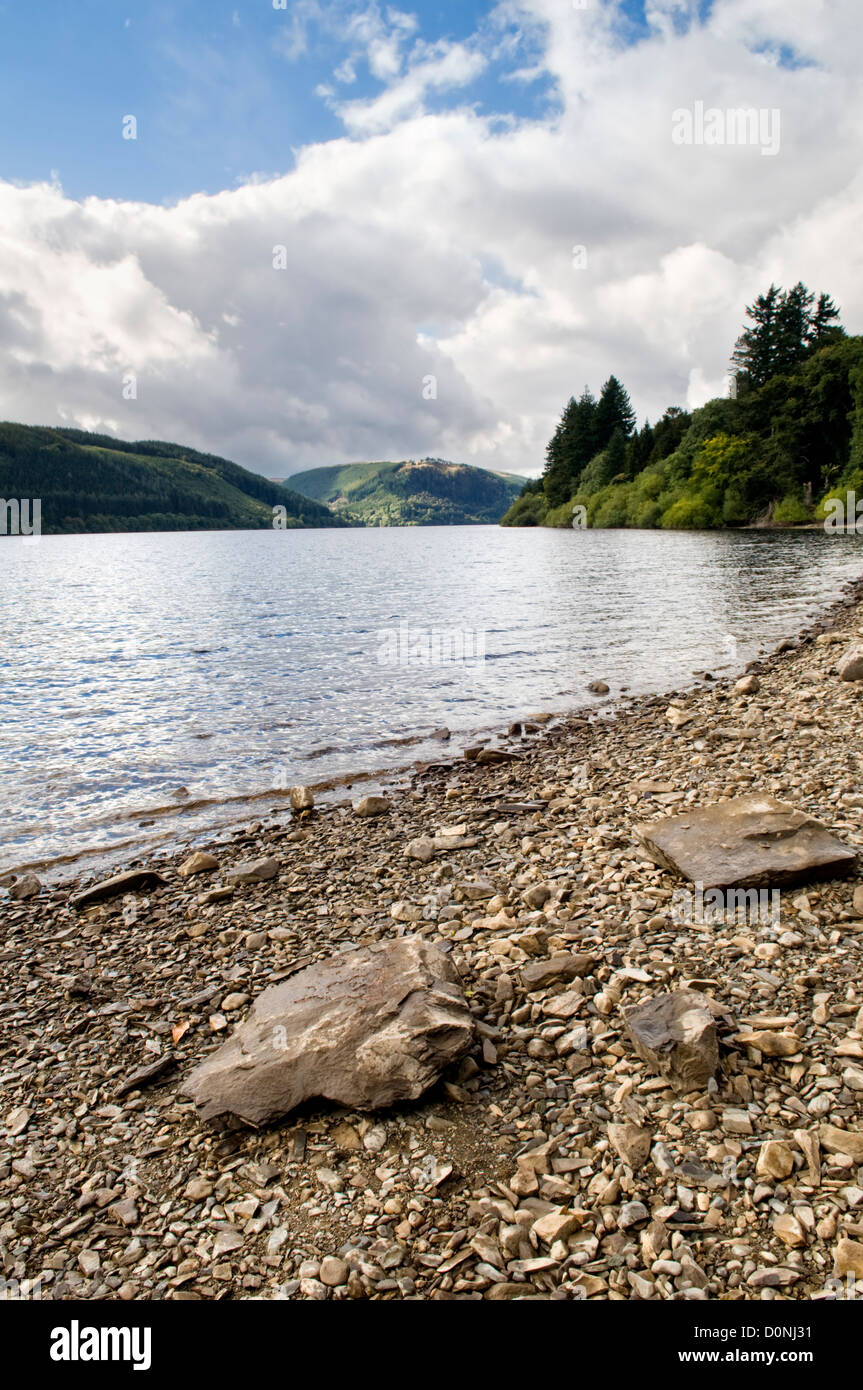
[0,424,344,533]
[284,458,528,526]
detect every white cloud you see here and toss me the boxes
[335,41,488,133]
[1,0,862,479]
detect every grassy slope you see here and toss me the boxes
[286,458,528,526]
[0,424,343,532]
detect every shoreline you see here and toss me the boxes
[11,558,857,891]
[3,570,863,1301]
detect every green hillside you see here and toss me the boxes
[285,457,528,526]
[502,284,862,531]
[0,424,344,533]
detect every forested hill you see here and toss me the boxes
[0,425,344,533]
[502,284,863,530]
[286,458,527,525]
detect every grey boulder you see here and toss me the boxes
[635,793,856,889]
[624,989,719,1093]
[181,936,475,1124]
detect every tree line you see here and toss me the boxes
[503,282,859,530]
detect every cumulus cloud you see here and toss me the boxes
[1,0,862,479]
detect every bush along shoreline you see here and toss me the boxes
[501,284,863,531]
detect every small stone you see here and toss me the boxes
[390,900,423,923]
[107,1198,139,1227]
[773,1213,805,1248]
[184,1178,214,1201]
[213,1228,244,1257]
[628,1272,655,1299]
[734,674,760,695]
[793,1129,821,1185]
[221,992,249,1012]
[353,795,390,817]
[838,648,863,681]
[364,1125,387,1153]
[833,1237,863,1280]
[521,953,594,989]
[8,873,41,900]
[523,882,552,909]
[820,1124,863,1163]
[405,837,435,863]
[618,1201,649,1229]
[330,1121,362,1149]
[290,786,315,811]
[179,851,219,877]
[5,1106,31,1136]
[608,1122,653,1172]
[734,1030,801,1057]
[588,680,610,695]
[228,856,279,885]
[77,1250,100,1276]
[747,1266,800,1289]
[197,886,234,905]
[756,1140,794,1181]
[319,1256,349,1287]
[722,1108,754,1136]
[532,1209,584,1244]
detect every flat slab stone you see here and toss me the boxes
[71,868,168,908]
[635,794,856,889]
[181,936,474,1125]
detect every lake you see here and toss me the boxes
[2,524,861,876]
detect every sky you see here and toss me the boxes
[0,0,861,479]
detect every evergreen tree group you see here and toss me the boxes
[731,282,843,389]
[503,282,859,532]
[542,376,637,506]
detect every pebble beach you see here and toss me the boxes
[4,574,863,1302]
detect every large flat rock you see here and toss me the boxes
[181,936,475,1125]
[635,794,856,889]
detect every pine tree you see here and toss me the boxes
[604,428,627,484]
[542,397,580,508]
[732,284,844,388]
[626,421,655,477]
[541,387,598,506]
[774,281,814,375]
[594,376,636,450]
[569,387,599,484]
[731,285,782,389]
[807,292,843,348]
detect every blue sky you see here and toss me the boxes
[0,0,674,203]
[0,0,546,201]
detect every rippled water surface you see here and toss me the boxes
[2,525,861,874]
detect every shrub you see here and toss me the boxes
[772,494,812,525]
[661,495,717,529]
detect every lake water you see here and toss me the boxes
[2,525,862,877]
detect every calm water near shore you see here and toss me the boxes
[2,524,862,876]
